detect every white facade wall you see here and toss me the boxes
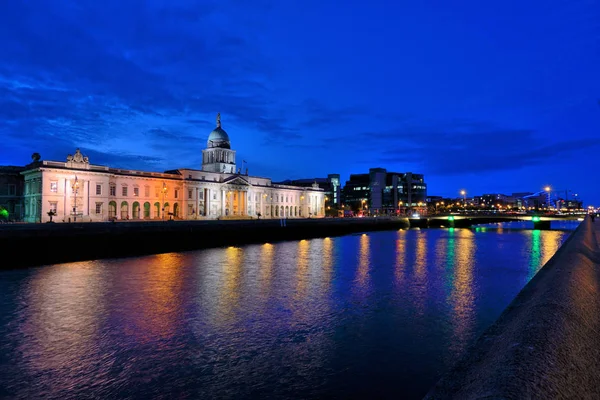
[22,158,325,223]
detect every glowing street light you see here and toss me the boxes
[162,183,167,221]
[544,186,552,210]
[72,176,79,222]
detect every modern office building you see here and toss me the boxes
[19,114,326,223]
[342,168,427,215]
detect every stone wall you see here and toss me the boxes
[0,217,410,269]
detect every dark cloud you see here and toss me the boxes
[348,122,600,176]
[79,148,166,171]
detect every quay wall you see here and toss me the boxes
[425,216,600,399]
[0,217,410,269]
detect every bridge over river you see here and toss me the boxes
[410,213,585,230]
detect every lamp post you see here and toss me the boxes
[544,186,551,210]
[72,176,79,222]
[460,190,466,207]
[162,183,167,221]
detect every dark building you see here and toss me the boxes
[342,168,427,215]
[275,174,341,210]
[0,166,26,221]
[476,193,513,208]
[342,173,371,213]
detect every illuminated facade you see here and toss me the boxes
[343,168,427,215]
[21,114,325,223]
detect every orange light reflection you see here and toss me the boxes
[355,234,371,289]
[449,230,476,353]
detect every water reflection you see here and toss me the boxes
[321,238,333,292]
[19,261,104,373]
[0,224,578,400]
[395,230,407,288]
[412,232,428,316]
[128,253,185,343]
[218,246,244,325]
[529,230,541,280]
[259,243,275,297]
[295,240,310,300]
[355,234,371,290]
[449,230,476,353]
[527,229,565,282]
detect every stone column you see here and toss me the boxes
[221,189,225,217]
[244,191,248,216]
[195,187,199,219]
[204,188,208,217]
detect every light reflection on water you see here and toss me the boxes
[0,222,577,399]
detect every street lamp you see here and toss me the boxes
[162,183,167,221]
[544,186,551,210]
[460,190,466,206]
[72,176,80,222]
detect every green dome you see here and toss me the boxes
[207,127,231,149]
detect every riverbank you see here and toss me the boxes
[0,217,410,269]
[425,216,600,399]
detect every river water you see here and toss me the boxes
[0,222,579,399]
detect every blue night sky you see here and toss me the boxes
[2,1,599,204]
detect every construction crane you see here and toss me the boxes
[519,189,572,209]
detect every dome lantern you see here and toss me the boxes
[207,112,231,149]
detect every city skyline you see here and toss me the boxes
[1,1,599,204]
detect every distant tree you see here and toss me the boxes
[31,152,41,162]
[47,210,56,223]
[0,206,8,221]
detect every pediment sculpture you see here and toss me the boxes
[67,148,89,164]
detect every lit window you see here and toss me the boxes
[96,184,102,195]
[134,187,139,197]
[49,202,57,213]
[50,181,58,193]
